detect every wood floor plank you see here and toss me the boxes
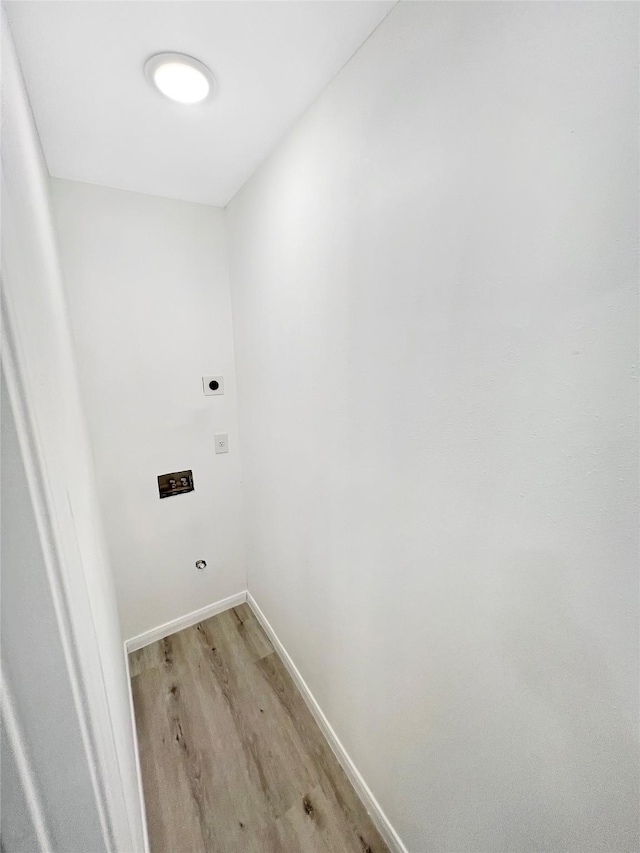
[173,623,280,851]
[276,783,358,853]
[130,606,390,853]
[129,640,163,677]
[255,652,390,853]
[192,612,318,819]
[132,668,206,853]
[225,602,274,662]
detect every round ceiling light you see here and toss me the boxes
[145,53,215,104]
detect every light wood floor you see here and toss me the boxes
[130,603,390,853]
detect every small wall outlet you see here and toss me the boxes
[203,375,224,396]
[214,433,229,454]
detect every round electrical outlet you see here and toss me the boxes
[195,560,207,570]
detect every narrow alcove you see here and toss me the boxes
[2,3,638,852]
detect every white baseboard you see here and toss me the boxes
[246,592,409,853]
[125,591,247,653]
[123,646,151,853]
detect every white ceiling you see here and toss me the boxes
[6,1,394,206]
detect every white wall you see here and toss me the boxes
[1,377,105,852]
[1,706,44,853]
[51,179,245,640]
[226,3,639,851]
[1,14,144,851]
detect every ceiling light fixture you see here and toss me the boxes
[145,53,215,104]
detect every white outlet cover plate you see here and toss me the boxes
[203,375,224,396]
[214,433,229,454]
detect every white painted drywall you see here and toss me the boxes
[226,3,639,850]
[1,705,44,853]
[50,179,246,640]
[1,14,145,851]
[1,377,105,853]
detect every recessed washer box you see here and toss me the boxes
[203,375,224,396]
[158,470,194,499]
